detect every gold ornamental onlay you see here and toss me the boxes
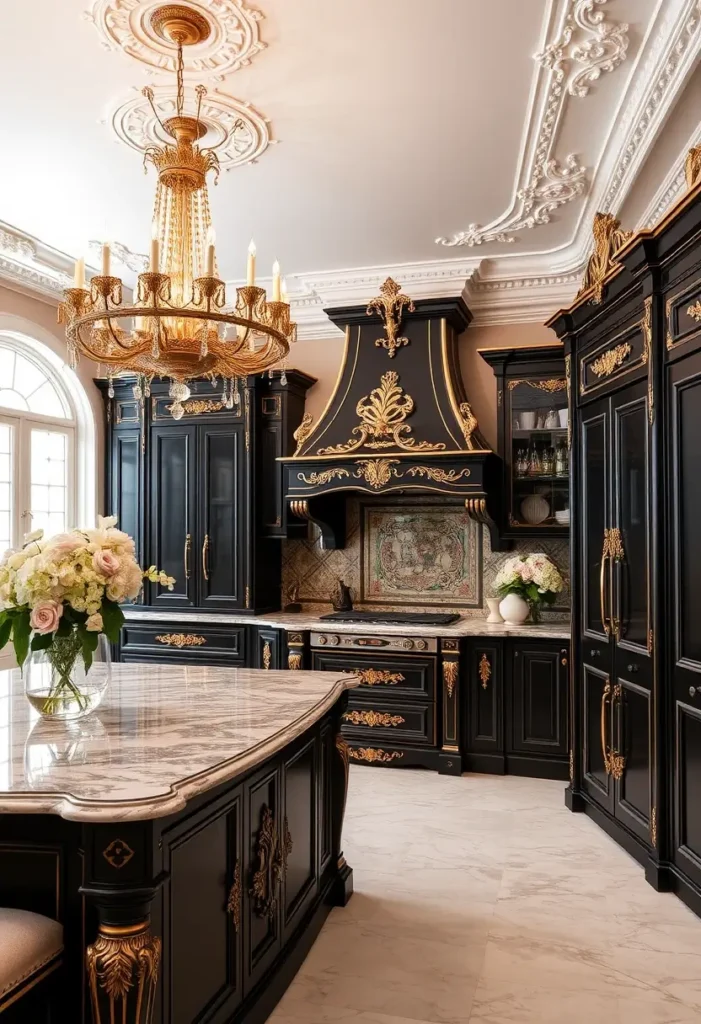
[343,709,406,728]
[458,401,487,450]
[227,861,242,933]
[262,640,272,670]
[687,300,701,322]
[685,145,701,189]
[354,458,400,488]
[367,277,415,359]
[288,652,302,671]
[565,354,572,450]
[406,466,471,483]
[86,922,161,1024]
[250,805,291,921]
[298,468,351,486]
[181,399,225,415]
[641,296,654,425]
[590,342,632,379]
[102,838,135,870]
[348,747,404,764]
[507,378,567,392]
[317,371,445,455]
[443,660,459,698]
[569,749,574,783]
[293,412,314,455]
[650,806,657,848]
[577,212,633,304]
[154,633,206,647]
[478,653,491,690]
[350,668,405,687]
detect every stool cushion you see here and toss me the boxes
[0,908,63,1001]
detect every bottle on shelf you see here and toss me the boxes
[528,443,542,477]
[555,441,568,478]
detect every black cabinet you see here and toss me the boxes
[97,371,315,620]
[243,764,282,995]
[280,737,318,941]
[463,638,569,780]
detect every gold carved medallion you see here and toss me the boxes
[443,660,459,698]
[348,746,404,763]
[354,458,399,488]
[590,342,632,379]
[317,371,444,455]
[478,653,491,689]
[154,633,206,648]
[102,838,135,870]
[687,300,701,322]
[350,668,405,686]
[367,277,415,359]
[293,412,314,456]
[343,709,406,728]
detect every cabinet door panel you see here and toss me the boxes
[466,645,502,754]
[580,407,611,642]
[509,646,567,757]
[674,701,701,890]
[110,429,144,570]
[244,767,281,995]
[613,677,651,844]
[199,424,244,609]
[612,388,649,653]
[282,737,318,940]
[149,425,196,607]
[581,664,614,813]
[163,796,242,1023]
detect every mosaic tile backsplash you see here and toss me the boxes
[281,499,570,621]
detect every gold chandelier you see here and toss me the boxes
[59,4,294,419]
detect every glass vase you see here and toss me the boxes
[24,630,111,720]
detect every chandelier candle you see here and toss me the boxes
[58,4,295,420]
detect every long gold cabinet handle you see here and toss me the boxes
[610,684,626,780]
[600,679,612,775]
[202,533,210,581]
[184,532,192,580]
[600,530,611,635]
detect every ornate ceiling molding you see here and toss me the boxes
[85,0,267,80]
[436,0,628,248]
[638,126,701,229]
[89,240,148,272]
[108,85,272,169]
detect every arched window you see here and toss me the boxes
[0,330,95,555]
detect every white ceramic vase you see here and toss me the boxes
[498,593,530,625]
[485,597,504,624]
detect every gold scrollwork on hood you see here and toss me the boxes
[297,468,351,486]
[293,412,314,455]
[317,371,445,455]
[367,277,415,359]
[353,458,400,488]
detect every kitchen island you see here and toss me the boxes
[0,664,357,1024]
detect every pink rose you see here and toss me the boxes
[30,600,63,635]
[93,549,120,577]
[49,533,84,558]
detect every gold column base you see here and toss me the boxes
[87,921,161,1024]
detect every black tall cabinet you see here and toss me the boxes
[549,179,701,919]
[98,371,315,615]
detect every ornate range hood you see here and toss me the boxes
[282,281,506,549]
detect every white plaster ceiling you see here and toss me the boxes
[0,0,699,332]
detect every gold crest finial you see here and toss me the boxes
[577,212,633,304]
[367,278,415,358]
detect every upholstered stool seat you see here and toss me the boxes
[0,908,63,1015]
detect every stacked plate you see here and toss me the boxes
[555,509,570,525]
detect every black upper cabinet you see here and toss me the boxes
[480,345,569,538]
[97,372,315,613]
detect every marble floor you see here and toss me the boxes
[270,768,701,1024]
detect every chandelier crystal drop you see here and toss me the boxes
[59,4,294,419]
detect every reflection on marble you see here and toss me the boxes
[121,608,570,640]
[271,771,701,1024]
[0,666,358,822]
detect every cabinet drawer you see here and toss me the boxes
[311,652,436,700]
[120,623,247,662]
[342,698,435,747]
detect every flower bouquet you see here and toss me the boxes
[493,553,564,624]
[0,517,174,718]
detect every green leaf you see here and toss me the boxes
[0,615,12,651]
[81,627,99,673]
[56,615,72,638]
[100,599,125,644]
[12,611,31,668]
[30,632,53,652]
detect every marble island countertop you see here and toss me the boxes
[0,665,358,823]
[123,607,571,640]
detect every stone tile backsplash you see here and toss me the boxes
[281,498,569,621]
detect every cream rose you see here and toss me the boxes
[93,549,120,577]
[85,612,103,632]
[30,600,63,635]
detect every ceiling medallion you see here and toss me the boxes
[110,85,271,169]
[436,0,628,248]
[86,0,266,80]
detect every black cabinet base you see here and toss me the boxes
[464,753,568,781]
[332,862,354,908]
[348,746,441,772]
[438,752,462,776]
[564,786,586,812]
[574,792,649,870]
[669,867,701,919]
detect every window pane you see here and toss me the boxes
[27,379,67,419]
[0,349,14,386]
[30,430,68,538]
[13,355,46,398]
[0,389,28,412]
[0,423,12,553]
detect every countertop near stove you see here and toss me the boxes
[122,607,571,641]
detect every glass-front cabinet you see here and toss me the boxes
[480,345,569,538]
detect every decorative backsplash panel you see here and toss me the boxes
[281,498,569,619]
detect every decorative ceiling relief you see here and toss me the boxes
[89,240,148,272]
[86,0,266,80]
[436,0,629,248]
[109,85,271,168]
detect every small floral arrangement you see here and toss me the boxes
[494,553,565,621]
[0,517,174,707]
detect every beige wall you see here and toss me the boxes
[0,283,105,517]
[289,320,558,451]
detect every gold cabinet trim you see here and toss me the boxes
[367,277,414,359]
[590,342,632,379]
[579,322,645,396]
[348,746,404,764]
[443,659,459,698]
[478,653,491,689]
[154,633,206,648]
[507,378,567,392]
[288,652,302,670]
[227,860,241,933]
[343,709,406,728]
[262,640,272,670]
[350,668,405,687]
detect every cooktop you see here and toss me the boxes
[319,611,461,626]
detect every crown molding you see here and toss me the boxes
[0,223,74,304]
[637,123,701,229]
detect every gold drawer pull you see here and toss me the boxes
[479,653,491,689]
[343,710,405,728]
[348,669,405,687]
[226,861,241,933]
[155,633,206,648]
[202,533,210,581]
[610,683,626,781]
